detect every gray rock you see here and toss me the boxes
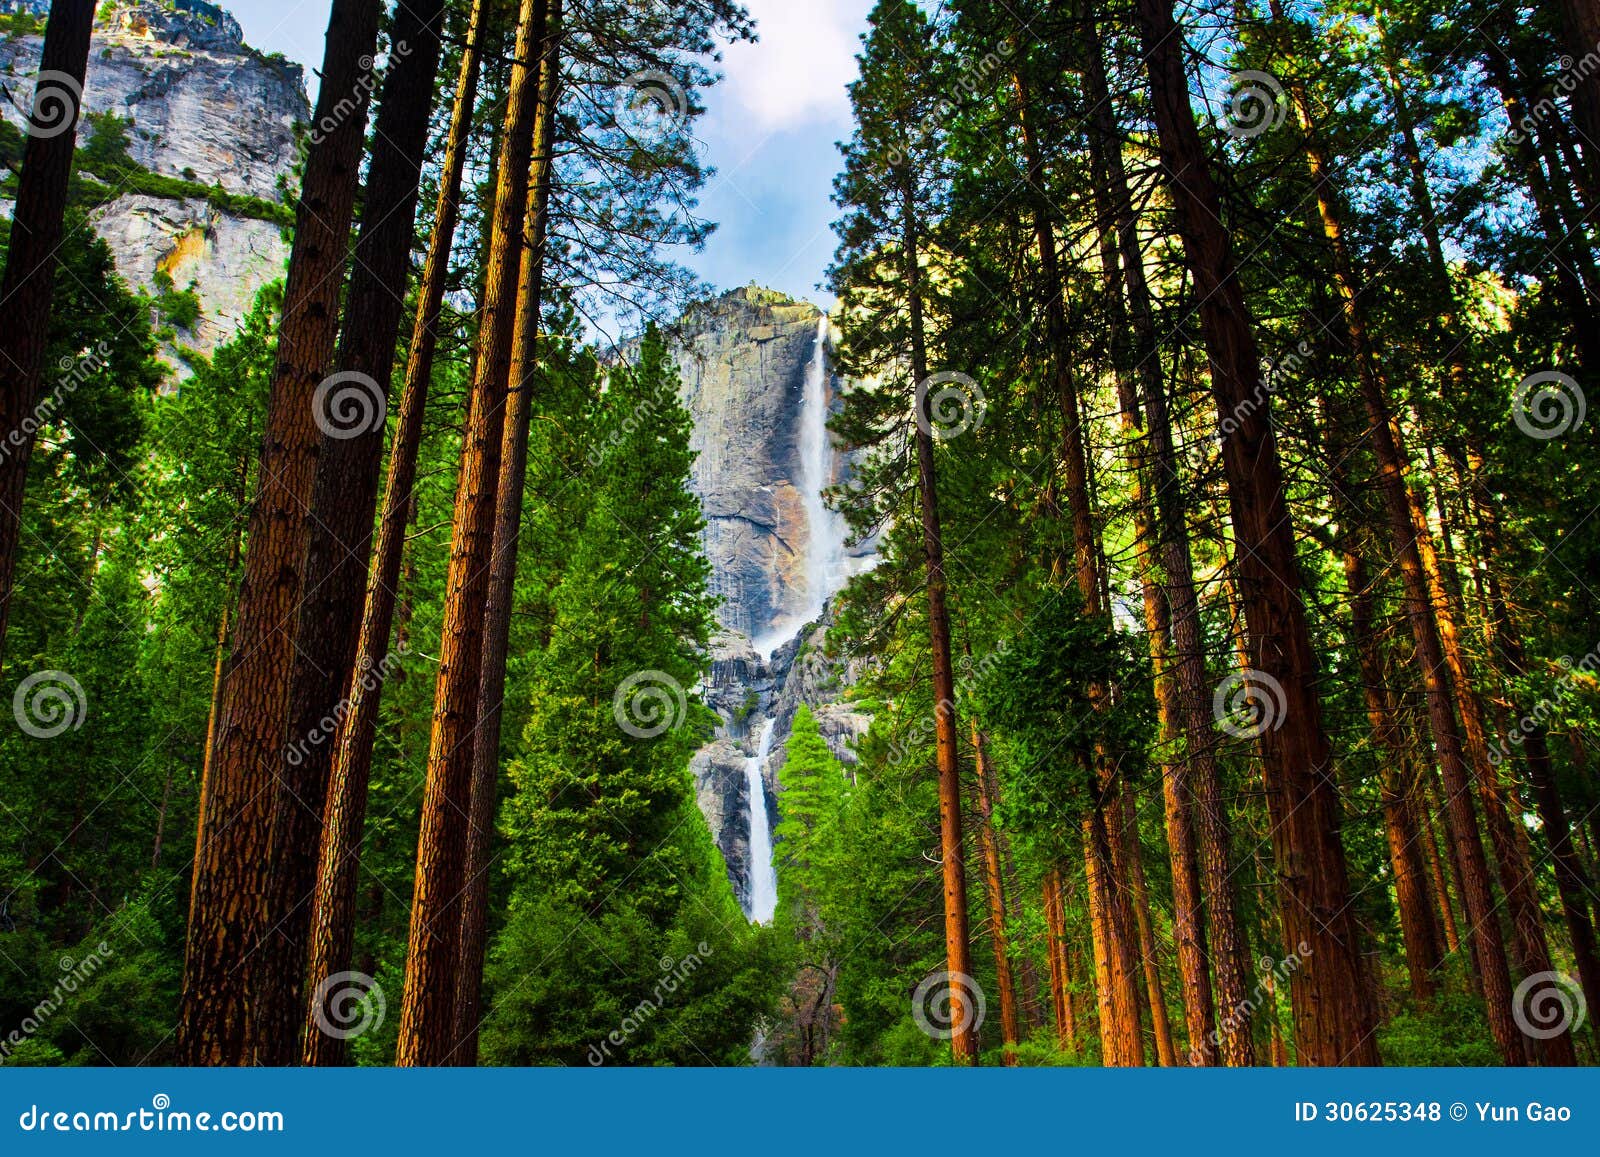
[88,193,289,352]
[1,3,306,361]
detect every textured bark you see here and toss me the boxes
[1134,0,1378,1065]
[1276,41,1526,1061]
[1011,62,1143,1067]
[1339,534,1442,1002]
[971,722,1020,1062]
[451,0,564,1065]
[900,172,978,1066]
[257,0,448,1066]
[396,0,549,1066]
[0,0,94,659]
[1084,810,1144,1065]
[302,0,487,1068]
[1043,867,1074,1050]
[1121,790,1177,1065]
[176,0,383,1066]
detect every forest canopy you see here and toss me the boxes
[0,0,1597,1073]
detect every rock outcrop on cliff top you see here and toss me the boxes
[1,1,307,356]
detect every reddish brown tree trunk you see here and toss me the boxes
[1121,790,1177,1065]
[0,0,94,659]
[1338,531,1442,1002]
[1044,867,1075,1051]
[451,0,564,1065]
[899,173,978,1066]
[1134,0,1379,1064]
[1275,43,1529,1058]
[302,0,488,1067]
[395,0,549,1066]
[177,0,383,1066]
[258,0,448,1065]
[1081,23,1259,1063]
[1011,62,1143,1067]
[971,722,1020,1063]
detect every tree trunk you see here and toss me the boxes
[189,515,242,919]
[1043,866,1075,1051]
[1081,20,1260,1064]
[971,721,1020,1063]
[1557,0,1600,189]
[257,0,448,1065]
[899,170,978,1067]
[1338,529,1442,1002]
[1122,789,1178,1065]
[395,0,549,1067]
[0,0,94,660]
[1011,61,1142,1067]
[1133,0,1379,1064]
[303,0,487,1066]
[451,0,563,1066]
[1273,30,1531,1062]
[177,0,383,1066]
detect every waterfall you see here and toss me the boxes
[740,312,847,923]
[744,718,779,923]
[797,312,850,619]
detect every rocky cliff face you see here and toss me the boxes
[672,287,874,914]
[1,1,306,354]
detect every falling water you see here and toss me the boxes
[797,312,851,618]
[741,312,849,922]
[744,718,779,923]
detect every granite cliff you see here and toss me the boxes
[672,287,875,916]
[1,1,307,355]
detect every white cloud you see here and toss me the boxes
[718,0,868,133]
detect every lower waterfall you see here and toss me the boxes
[744,718,779,924]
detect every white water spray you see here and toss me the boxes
[745,718,779,923]
[798,313,851,619]
[741,313,854,922]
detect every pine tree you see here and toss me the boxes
[0,0,95,660]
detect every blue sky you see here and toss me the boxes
[225,0,871,310]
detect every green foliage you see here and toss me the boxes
[484,327,781,1060]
